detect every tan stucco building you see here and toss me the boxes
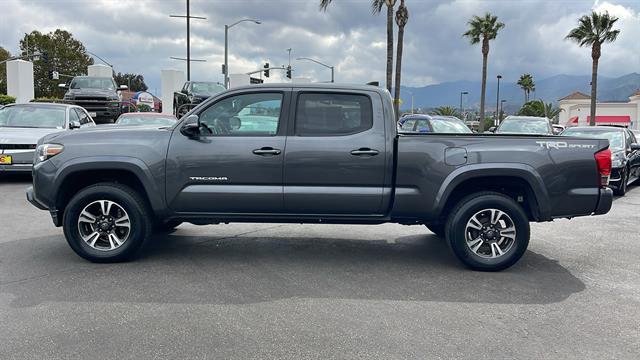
[558,90,640,130]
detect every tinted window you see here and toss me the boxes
[295,93,372,136]
[400,119,416,131]
[69,108,80,124]
[75,109,90,124]
[198,92,282,136]
[70,77,116,90]
[414,119,431,132]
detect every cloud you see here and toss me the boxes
[0,0,638,95]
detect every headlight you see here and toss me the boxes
[36,144,64,162]
[611,158,623,168]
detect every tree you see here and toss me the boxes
[517,73,535,102]
[463,13,505,132]
[19,30,94,98]
[320,0,396,93]
[432,106,461,118]
[566,11,620,126]
[393,0,408,120]
[113,72,148,92]
[516,99,562,120]
[0,46,10,94]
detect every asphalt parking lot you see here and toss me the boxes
[1,175,639,359]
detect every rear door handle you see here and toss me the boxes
[252,147,281,156]
[350,148,379,156]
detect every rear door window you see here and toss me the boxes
[295,93,373,136]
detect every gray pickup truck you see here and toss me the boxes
[26,84,613,271]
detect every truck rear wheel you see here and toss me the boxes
[445,192,530,271]
[62,183,153,262]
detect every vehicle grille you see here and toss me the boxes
[0,144,37,150]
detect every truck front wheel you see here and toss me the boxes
[445,192,530,271]
[62,183,153,262]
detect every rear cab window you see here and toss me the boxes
[295,93,373,136]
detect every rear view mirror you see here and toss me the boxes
[180,114,200,137]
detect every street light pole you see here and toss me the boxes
[224,18,261,88]
[170,0,206,81]
[296,57,334,83]
[459,91,468,115]
[496,75,502,124]
[500,99,507,122]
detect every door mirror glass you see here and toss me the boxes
[180,114,201,137]
[69,120,81,129]
[630,143,640,151]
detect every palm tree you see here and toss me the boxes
[432,106,461,118]
[320,0,396,93]
[517,73,535,102]
[463,13,505,132]
[516,99,562,120]
[566,11,620,126]
[393,0,408,120]
[543,101,563,121]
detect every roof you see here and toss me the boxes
[502,115,549,121]
[230,83,389,95]
[630,89,640,97]
[3,102,72,108]
[559,91,591,101]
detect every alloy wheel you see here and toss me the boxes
[77,200,131,251]
[465,208,516,259]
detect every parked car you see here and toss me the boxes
[562,126,640,195]
[398,114,472,133]
[60,76,128,124]
[27,83,613,271]
[173,81,226,118]
[115,113,177,127]
[552,124,566,135]
[0,103,95,173]
[495,116,554,135]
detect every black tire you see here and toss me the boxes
[613,169,628,196]
[62,183,153,263]
[445,191,530,271]
[425,224,445,238]
[155,220,183,233]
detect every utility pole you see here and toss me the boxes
[495,75,502,125]
[459,91,468,116]
[170,0,206,81]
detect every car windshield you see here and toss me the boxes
[116,115,176,126]
[562,129,624,151]
[0,106,66,129]
[497,119,550,134]
[430,118,472,133]
[70,78,115,90]
[192,82,226,95]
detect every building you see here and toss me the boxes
[558,90,640,129]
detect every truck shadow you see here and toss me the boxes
[1,231,585,307]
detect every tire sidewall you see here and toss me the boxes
[63,185,149,262]
[447,194,530,271]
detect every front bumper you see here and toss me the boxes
[0,149,35,172]
[26,186,47,210]
[594,187,613,215]
[0,163,33,172]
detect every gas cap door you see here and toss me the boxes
[445,147,468,166]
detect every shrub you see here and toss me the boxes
[0,94,16,105]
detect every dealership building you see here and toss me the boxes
[559,90,640,129]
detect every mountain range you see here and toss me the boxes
[399,72,640,113]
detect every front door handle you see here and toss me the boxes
[252,147,281,156]
[351,148,379,156]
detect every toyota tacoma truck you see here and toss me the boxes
[26,84,613,271]
[60,76,128,124]
[173,81,226,117]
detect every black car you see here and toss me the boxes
[173,81,226,117]
[562,126,640,195]
[60,76,128,124]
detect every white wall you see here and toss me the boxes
[6,60,34,103]
[87,64,113,77]
[160,69,185,115]
[228,74,250,89]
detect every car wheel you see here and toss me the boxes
[613,169,628,196]
[63,183,153,262]
[445,192,530,271]
[425,224,445,238]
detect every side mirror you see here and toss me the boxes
[118,85,129,91]
[180,114,200,137]
[488,126,496,133]
[631,143,640,151]
[58,83,68,89]
[181,89,189,95]
[69,121,81,129]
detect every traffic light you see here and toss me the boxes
[263,63,269,78]
[286,65,292,79]
[221,64,226,75]
[42,51,49,63]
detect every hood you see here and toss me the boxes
[66,88,118,97]
[0,127,65,145]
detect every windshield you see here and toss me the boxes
[70,78,116,90]
[116,115,176,126]
[0,106,66,129]
[497,119,550,134]
[562,129,624,151]
[192,82,226,95]
[430,118,472,133]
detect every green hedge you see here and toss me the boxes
[30,97,64,103]
[0,94,16,105]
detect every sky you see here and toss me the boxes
[0,0,638,95]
